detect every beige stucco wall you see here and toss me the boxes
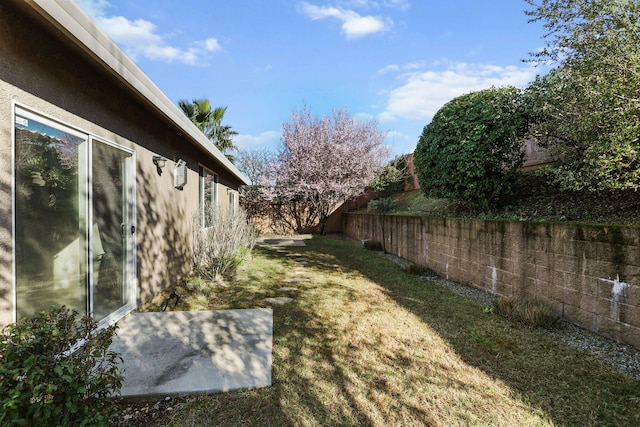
[0,2,242,324]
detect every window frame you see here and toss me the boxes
[228,189,237,217]
[198,165,218,228]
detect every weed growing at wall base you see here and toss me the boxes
[496,296,560,329]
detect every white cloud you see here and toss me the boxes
[202,38,222,52]
[376,64,400,75]
[376,61,425,76]
[338,0,375,8]
[98,16,162,47]
[300,2,390,39]
[76,0,111,19]
[354,112,375,121]
[235,131,281,150]
[383,0,410,11]
[338,0,410,10]
[377,110,396,122]
[76,0,221,65]
[378,61,539,122]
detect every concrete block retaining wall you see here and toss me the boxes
[343,213,640,348]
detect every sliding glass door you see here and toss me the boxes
[91,139,135,322]
[14,108,135,323]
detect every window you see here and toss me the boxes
[199,166,217,227]
[228,190,237,216]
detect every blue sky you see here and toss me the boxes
[76,0,549,156]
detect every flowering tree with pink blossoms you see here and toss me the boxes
[263,106,388,234]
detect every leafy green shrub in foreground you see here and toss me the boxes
[0,306,123,426]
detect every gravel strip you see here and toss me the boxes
[381,252,640,382]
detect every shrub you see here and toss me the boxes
[413,86,529,211]
[369,155,409,198]
[184,276,211,297]
[367,197,396,216]
[0,306,123,426]
[362,240,383,251]
[192,205,257,282]
[402,263,438,277]
[496,296,559,329]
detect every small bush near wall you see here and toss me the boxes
[0,306,123,426]
[496,296,560,329]
[184,276,212,297]
[362,240,383,251]
[402,263,438,278]
[192,205,257,283]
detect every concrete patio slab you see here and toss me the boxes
[109,309,272,400]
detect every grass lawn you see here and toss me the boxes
[122,235,640,426]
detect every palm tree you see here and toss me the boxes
[178,98,238,160]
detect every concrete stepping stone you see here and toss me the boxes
[282,278,310,283]
[257,237,306,247]
[263,297,293,305]
[278,287,298,292]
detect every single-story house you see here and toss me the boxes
[0,0,249,327]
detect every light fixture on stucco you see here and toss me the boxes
[174,159,187,189]
[152,155,168,175]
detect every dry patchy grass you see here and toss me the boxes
[121,236,640,427]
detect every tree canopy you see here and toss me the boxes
[263,105,388,233]
[178,98,238,160]
[525,0,640,191]
[236,147,274,221]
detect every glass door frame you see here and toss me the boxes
[12,104,137,327]
[88,136,137,328]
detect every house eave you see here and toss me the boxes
[25,0,249,186]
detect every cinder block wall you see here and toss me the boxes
[343,213,640,348]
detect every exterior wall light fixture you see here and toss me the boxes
[174,159,188,189]
[152,155,168,175]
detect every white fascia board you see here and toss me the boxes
[26,0,249,185]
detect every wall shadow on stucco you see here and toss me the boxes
[0,176,13,325]
[135,162,192,307]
